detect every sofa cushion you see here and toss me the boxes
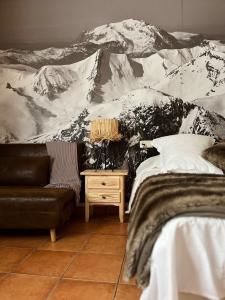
[0,187,74,211]
[0,187,75,229]
[0,156,50,186]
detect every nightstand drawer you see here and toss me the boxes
[87,176,120,189]
[87,191,121,203]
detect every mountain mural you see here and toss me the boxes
[1,18,225,193]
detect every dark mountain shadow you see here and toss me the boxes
[88,50,112,104]
[128,57,144,77]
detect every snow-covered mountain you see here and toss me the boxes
[170,32,206,48]
[75,46,206,104]
[0,46,80,67]
[32,50,101,99]
[180,106,225,140]
[208,40,225,53]
[33,65,78,98]
[0,43,224,143]
[0,51,103,140]
[0,41,127,68]
[155,50,225,101]
[0,17,225,163]
[77,19,181,57]
[194,93,225,116]
[0,19,194,68]
[28,90,225,145]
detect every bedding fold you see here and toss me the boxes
[124,173,225,288]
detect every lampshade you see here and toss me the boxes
[90,118,122,142]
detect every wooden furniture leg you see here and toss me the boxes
[119,177,125,223]
[50,228,56,242]
[119,203,124,223]
[85,201,90,222]
[85,176,89,222]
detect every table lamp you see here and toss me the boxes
[90,118,122,170]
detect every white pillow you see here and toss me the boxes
[152,134,222,174]
[136,155,160,175]
[152,134,215,154]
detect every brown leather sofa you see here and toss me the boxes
[0,143,84,242]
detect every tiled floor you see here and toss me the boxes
[0,213,141,300]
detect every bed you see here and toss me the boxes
[125,134,225,300]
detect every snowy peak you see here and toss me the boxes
[85,49,160,103]
[118,87,176,106]
[86,49,138,103]
[170,32,206,48]
[32,50,101,99]
[33,65,77,98]
[0,20,207,69]
[170,50,225,80]
[208,40,225,54]
[180,106,225,140]
[77,19,180,56]
[194,93,225,117]
[155,50,225,101]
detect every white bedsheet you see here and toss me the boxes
[128,165,225,300]
[140,217,225,300]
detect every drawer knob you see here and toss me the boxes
[102,195,106,199]
[101,182,106,186]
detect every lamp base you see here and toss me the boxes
[94,140,115,171]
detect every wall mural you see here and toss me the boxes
[0,19,225,195]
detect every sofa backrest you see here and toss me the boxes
[0,156,50,186]
[0,144,47,157]
[0,143,85,172]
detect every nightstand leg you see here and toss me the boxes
[119,176,125,223]
[85,175,90,222]
[50,228,56,242]
[119,204,124,223]
[85,201,89,222]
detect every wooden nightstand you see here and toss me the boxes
[80,170,128,223]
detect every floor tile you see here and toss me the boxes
[0,247,32,273]
[62,220,100,234]
[48,279,115,300]
[119,260,137,285]
[15,250,75,277]
[1,235,47,248]
[83,234,127,255]
[39,234,89,252]
[64,253,123,283]
[0,273,7,281]
[114,284,142,300]
[93,222,128,236]
[0,273,56,300]
[93,216,121,223]
[0,236,7,247]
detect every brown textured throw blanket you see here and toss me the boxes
[124,173,225,288]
